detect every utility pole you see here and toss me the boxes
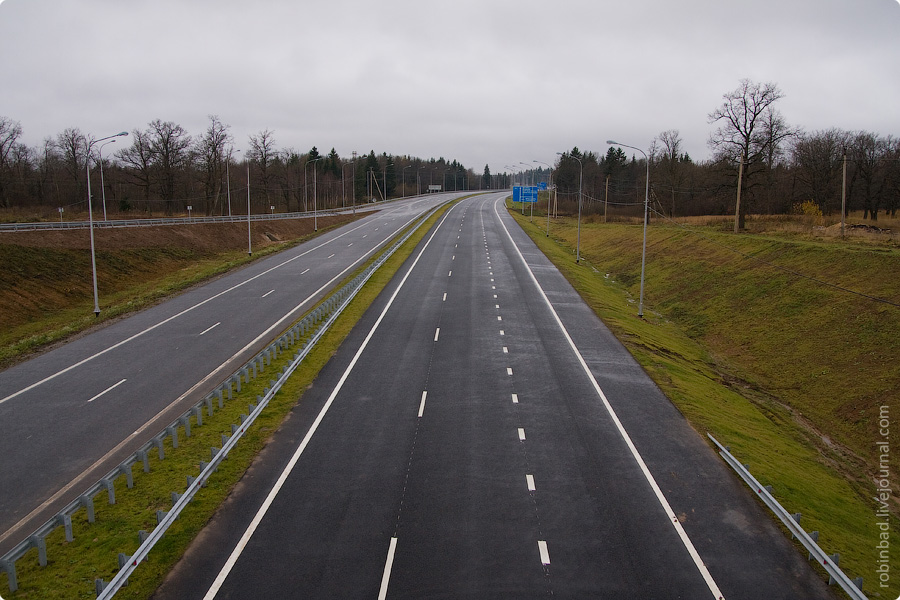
[841,150,847,238]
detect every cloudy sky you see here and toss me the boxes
[0,0,897,173]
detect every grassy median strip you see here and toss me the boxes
[508,206,895,594]
[1,203,455,599]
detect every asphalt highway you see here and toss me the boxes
[154,193,832,599]
[0,192,469,556]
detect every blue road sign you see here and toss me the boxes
[513,186,538,203]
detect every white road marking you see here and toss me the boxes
[493,197,724,599]
[301,268,310,274]
[261,290,275,298]
[434,328,440,342]
[418,391,427,418]
[442,292,447,302]
[511,393,518,404]
[497,316,502,321]
[496,304,500,309]
[87,379,127,403]
[348,243,354,247]
[507,367,513,376]
[526,474,536,491]
[201,201,458,600]
[538,540,550,565]
[518,427,526,440]
[502,347,508,353]
[448,270,452,277]
[327,253,336,259]
[500,330,504,335]
[199,322,221,335]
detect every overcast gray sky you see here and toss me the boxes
[1,0,897,173]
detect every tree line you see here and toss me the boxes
[0,115,479,218]
[531,80,900,224]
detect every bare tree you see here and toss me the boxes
[656,129,684,216]
[708,79,785,229]
[0,116,24,207]
[148,119,192,214]
[195,115,232,215]
[791,128,849,214]
[117,127,155,214]
[248,129,277,207]
[55,127,88,204]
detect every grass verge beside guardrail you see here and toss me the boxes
[0,201,458,599]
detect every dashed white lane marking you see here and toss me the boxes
[443,292,447,302]
[348,243,354,247]
[511,393,518,404]
[538,540,551,565]
[497,316,502,321]
[434,328,440,342]
[199,322,221,335]
[87,378,127,403]
[301,268,310,274]
[518,427,526,441]
[526,474,536,491]
[503,347,508,353]
[507,367,513,376]
[500,330,504,336]
[448,271,452,277]
[378,537,399,600]
[261,290,275,298]
[327,253,335,259]
[418,391,427,418]
[496,304,500,309]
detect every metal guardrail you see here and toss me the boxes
[0,209,343,232]
[0,200,449,597]
[707,434,867,600]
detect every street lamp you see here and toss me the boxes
[247,157,252,255]
[305,156,324,231]
[402,165,412,198]
[607,140,650,318]
[556,152,583,263]
[226,148,240,218]
[97,139,117,221]
[417,166,426,195]
[534,160,554,237]
[85,130,128,316]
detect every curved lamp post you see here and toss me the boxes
[607,140,650,318]
[305,156,324,231]
[556,152,583,262]
[97,139,117,221]
[86,130,128,316]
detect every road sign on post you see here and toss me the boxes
[516,186,538,203]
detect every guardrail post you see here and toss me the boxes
[167,425,178,449]
[103,479,116,505]
[180,414,191,438]
[58,514,73,542]
[117,553,131,569]
[205,395,214,417]
[156,510,167,525]
[153,437,165,460]
[192,405,203,427]
[95,578,106,596]
[82,494,95,523]
[217,389,224,408]
[121,464,134,489]
[30,534,47,567]
[2,558,18,591]
[827,553,840,585]
[137,449,150,472]
[138,530,148,543]
[171,492,181,506]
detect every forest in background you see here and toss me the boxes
[0,80,897,224]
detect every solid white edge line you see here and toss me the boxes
[493,197,724,599]
[87,378,127,403]
[418,391,427,418]
[378,537,399,600]
[538,540,550,565]
[202,203,457,600]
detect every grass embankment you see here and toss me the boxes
[0,216,356,369]
[510,206,899,596]
[0,204,455,598]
